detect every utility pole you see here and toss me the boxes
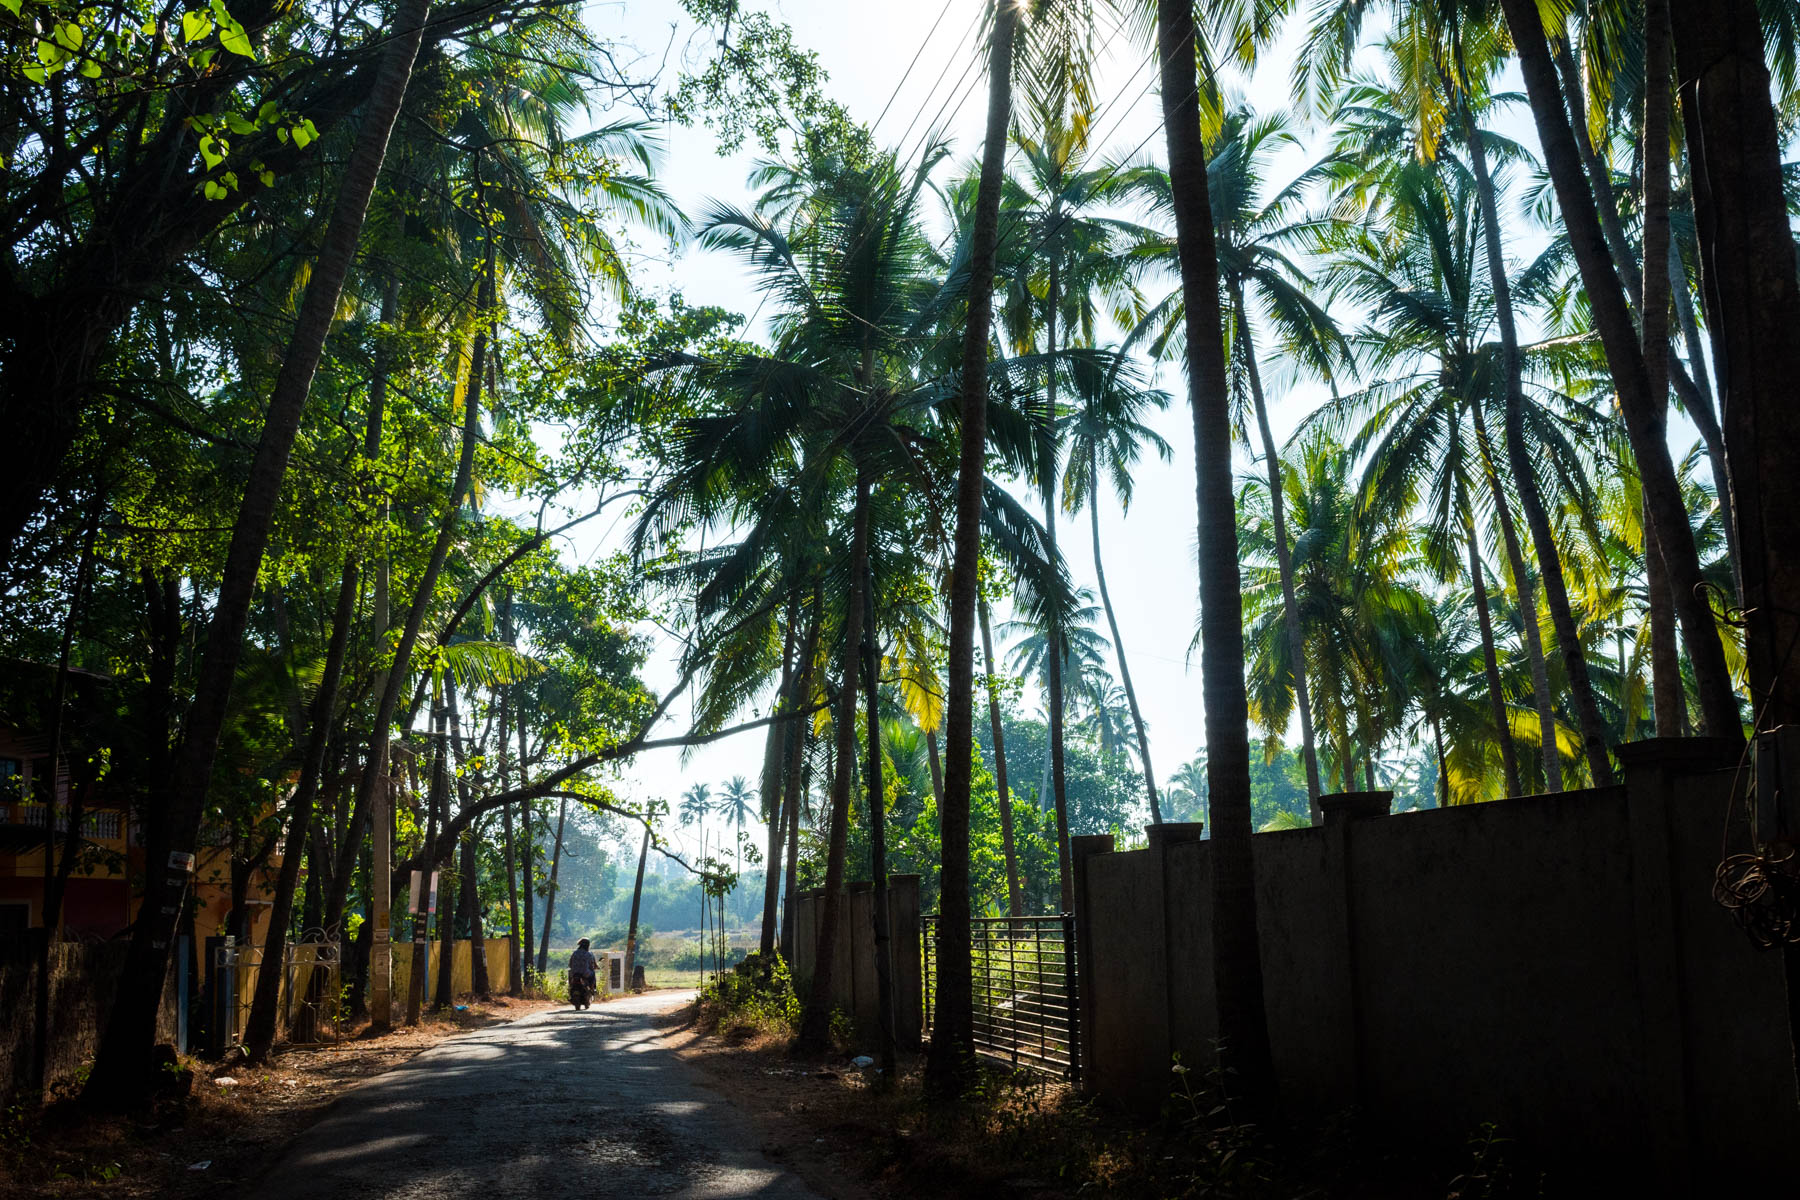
[371,760,392,1029]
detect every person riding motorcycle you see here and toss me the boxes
[568,938,598,1010]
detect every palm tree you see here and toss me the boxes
[1151,0,1277,1111]
[1496,0,1742,745]
[1130,105,1351,818]
[680,782,714,843]
[718,774,755,873]
[933,0,1023,1097]
[88,0,436,1097]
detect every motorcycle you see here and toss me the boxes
[570,972,594,1011]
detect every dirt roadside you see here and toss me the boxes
[0,994,561,1200]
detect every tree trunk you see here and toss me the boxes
[1671,0,1800,732]
[85,0,435,1102]
[243,560,359,1061]
[1042,263,1074,915]
[1434,719,1450,807]
[1466,402,1562,791]
[1451,75,1598,789]
[924,730,945,807]
[759,601,799,956]
[537,797,567,978]
[1234,293,1322,817]
[461,825,488,997]
[519,702,535,988]
[624,825,650,990]
[980,598,1023,917]
[778,604,820,963]
[327,235,493,949]
[929,0,1018,1094]
[799,460,873,1052]
[1467,518,1523,797]
[1157,0,1276,1112]
[1500,0,1741,744]
[860,536,898,1076]
[1086,443,1164,824]
[498,602,523,996]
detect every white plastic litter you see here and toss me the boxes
[851,1055,874,1068]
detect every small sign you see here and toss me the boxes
[427,871,440,915]
[168,851,196,873]
[409,869,424,913]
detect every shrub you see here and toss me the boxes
[698,951,800,1037]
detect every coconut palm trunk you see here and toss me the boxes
[1156,0,1275,1110]
[860,541,898,1076]
[798,459,873,1051]
[1449,78,1601,787]
[537,796,567,978]
[1498,0,1742,744]
[1466,402,1562,791]
[624,825,650,990]
[83,0,434,1100]
[780,604,821,963]
[759,603,799,956]
[1466,515,1524,797]
[1085,443,1164,824]
[1041,263,1074,914]
[1671,0,1800,735]
[243,558,359,1061]
[1233,291,1322,816]
[980,597,1024,917]
[930,0,1019,1095]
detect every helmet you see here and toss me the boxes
[577,938,590,950]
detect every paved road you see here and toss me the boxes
[256,991,824,1199]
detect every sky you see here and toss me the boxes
[535,1,1555,857]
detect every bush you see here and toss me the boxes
[697,951,800,1037]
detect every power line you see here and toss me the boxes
[871,0,962,136]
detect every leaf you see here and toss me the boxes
[203,179,226,200]
[197,135,223,168]
[225,112,255,134]
[181,10,211,42]
[257,168,273,186]
[79,58,100,77]
[1,0,22,16]
[219,20,251,57]
[55,21,82,49]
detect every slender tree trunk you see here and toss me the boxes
[624,825,649,990]
[929,0,1017,1094]
[780,603,820,963]
[1086,446,1164,823]
[519,704,534,988]
[980,598,1023,916]
[1500,0,1742,744]
[759,603,799,956]
[31,496,97,1096]
[243,561,359,1061]
[1434,719,1450,807]
[1042,264,1074,914]
[1452,77,1599,788]
[1669,238,1744,599]
[1467,404,1562,791]
[860,538,897,1076]
[1235,294,1321,816]
[461,825,488,997]
[327,238,494,944]
[537,797,567,978]
[1468,519,1523,797]
[799,460,873,1051]
[924,730,944,807]
[1640,0,1686,740]
[1671,0,1800,734]
[1157,0,1276,1111]
[85,0,434,1101]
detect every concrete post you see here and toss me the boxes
[1069,834,1113,1092]
[1317,790,1389,1108]
[1616,738,1736,1190]
[888,874,923,1048]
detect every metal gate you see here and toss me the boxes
[921,914,1078,1081]
[213,931,342,1050]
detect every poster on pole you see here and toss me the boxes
[409,869,424,914]
[427,870,440,915]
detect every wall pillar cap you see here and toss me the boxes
[1070,833,1115,858]
[1145,822,1205,849]
[1615,737,1742,775]
[1319,790,1393,823]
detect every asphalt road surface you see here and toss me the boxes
[255,991,826,1199]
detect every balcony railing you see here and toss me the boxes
[10,805,124,840]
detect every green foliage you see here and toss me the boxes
[697,950,801,1036]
